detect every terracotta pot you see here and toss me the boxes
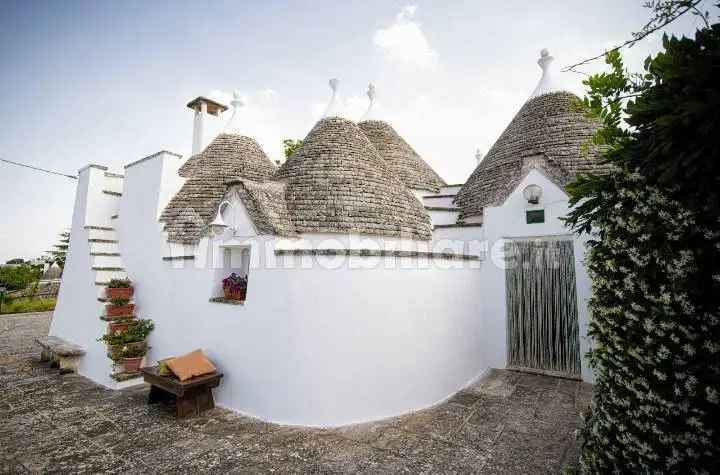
[108,321,130,334]
[223,287,246,301]
[106,287,134,299]
[122,357,143,373]
[103,314,134,322]
[106,304,135,317]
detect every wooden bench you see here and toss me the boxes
[35,336,86,374]
[142,366,223,418]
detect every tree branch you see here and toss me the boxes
[562,0,704,73]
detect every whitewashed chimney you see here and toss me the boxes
[187,96,228,155]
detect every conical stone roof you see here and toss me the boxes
[454,91,607,219]
[358,120,446,192]
[274,117,432,240]
[160,133,277,243]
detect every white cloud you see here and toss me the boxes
[373,5,438,70]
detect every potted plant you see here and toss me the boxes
[117,344,147,373]
[106,296,135,317]
[222,273,248,301]
[106,278,133,299]
[108,320,132,334]
[100,319,154,362]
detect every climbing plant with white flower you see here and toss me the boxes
[565,24,720,473]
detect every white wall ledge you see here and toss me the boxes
[124,150,183,170]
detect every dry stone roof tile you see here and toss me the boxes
[358,120,446,192]
[454,92,610,219]
[160,134,277,243]
[228,179,298,236]
[274,117,432,240]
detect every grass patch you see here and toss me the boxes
[0,297,56,315]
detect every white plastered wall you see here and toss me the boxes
[479,169,594,382]
[49,165,120,387]
[112,163,488,426]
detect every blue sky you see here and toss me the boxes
[0,0,712,262]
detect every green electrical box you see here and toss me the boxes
[526,209,545,224]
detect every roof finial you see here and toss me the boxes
[530,48,556,98]
[360,83,378,122]
[323,78,341,118]
[475,148,484,164]
[223,91,246,134]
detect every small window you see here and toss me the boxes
[213,246,250,304]
[526,209,545,224]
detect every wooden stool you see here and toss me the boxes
[142,366,223,418]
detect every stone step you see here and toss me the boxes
[90,241,119,254]
[93,268,127,282]
[425,207,461,226]
[102,190,122,197]
[422,195,455,207]
[440,184,463,195]
[91,253,123,268]
[86,227,117,241]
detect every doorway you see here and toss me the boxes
[505,239,581,378]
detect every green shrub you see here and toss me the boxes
[109,296,130,306]
[98,319,154,346]
[0,264,43,291]
[0,297,56,315]
[107,278,132,288]
[566,26,720,472]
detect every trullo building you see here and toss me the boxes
[50,50,607,426]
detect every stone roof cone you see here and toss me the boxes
[358,84,446,193]
[161,93,277,243]
[453,49,608,219]
[273,81,432,239]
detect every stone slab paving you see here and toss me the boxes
[0,312,593,474]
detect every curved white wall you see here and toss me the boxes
[116,154,487,426]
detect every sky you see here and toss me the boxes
[0,0,713,262]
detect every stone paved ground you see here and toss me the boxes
[1,312,592,474]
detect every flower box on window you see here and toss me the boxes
[222,273,247,301]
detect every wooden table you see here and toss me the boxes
[142,366,223,418]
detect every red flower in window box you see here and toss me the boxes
[222,273,247,301]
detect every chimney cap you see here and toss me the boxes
[187,96,228,116]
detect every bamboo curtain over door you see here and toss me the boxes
[505,239,581,377]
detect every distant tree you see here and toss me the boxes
[282,139,303,159]
[46,230,70,275]
[0,264,43,292]
[5,258,26,265]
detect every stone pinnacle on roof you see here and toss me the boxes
[359,83,379,122]
[223,91,247,135]
[530,49,558,98]
[454,50,610,219]
[273,116,432,240]
[357,84,446,192]
[322,78,342,118]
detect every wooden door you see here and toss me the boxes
[505,239,581,378]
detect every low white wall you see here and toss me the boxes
[115,161,487,426]
[428,209,460,226]
[480,169,594,381]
